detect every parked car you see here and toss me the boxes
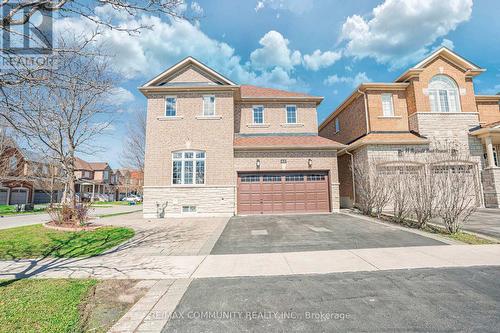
[122,195,142,203]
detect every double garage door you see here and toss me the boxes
[237,171,330,215]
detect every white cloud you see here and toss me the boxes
[54,13,304,90]
[250,30,301,71]
[340,0,473,68]
[480,84,500,95]
[323,72,371,88]
[190,2,204,16]
[303,49,342,71]
[254,0,314,14]
[107,87,135,106]
[440,38,455,50]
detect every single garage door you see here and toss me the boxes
[10,188,28,205]
[0,188,8,205]
[237,172,330,215]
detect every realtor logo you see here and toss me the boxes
[2,2,53,55]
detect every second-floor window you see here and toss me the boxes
[165,97,177,116]
[203,95,215,116]
[381,93,394,116]
[428,75,460,113]
[335,118,340,133]
[172,151,205,185]
[286,105,297,124]
[103,170,109,180]
[253,106,264,124]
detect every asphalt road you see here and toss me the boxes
[211,213,445,254]
[163,266,500,332]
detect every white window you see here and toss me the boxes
[253,106,264,124]
[172,151,205,185]
[381,93,394,116]
[165,97,177,117]
[286,105,297,124]
[335,118,340,133]
[428,75,460,113]
[203,95,215,116]
[9,156,17,170]
[182,205,197,213]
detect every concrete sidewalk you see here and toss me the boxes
[1,244,499,280]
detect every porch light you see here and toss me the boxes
[256,159,261,169]
[308,159,313,168]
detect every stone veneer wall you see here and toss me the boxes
[481,168,500,208]
[408,112,484,166]
[143,186,236,218]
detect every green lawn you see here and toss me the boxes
[0,224,135,260]
[0,279,97,333]
[97,209,142,218]
[0,204,46,216]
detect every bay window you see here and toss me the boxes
[172,151,205,185]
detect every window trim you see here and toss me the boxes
[285,104,297,124]
[165,95,177,117]
[252,105,265,124]
[171,150,206,186]
[381,93,395,117]
[202,95,216,116]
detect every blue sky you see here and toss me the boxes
[63,0,500,167]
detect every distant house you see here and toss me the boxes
[74,157,117,202]
[115,169,144,199]
[0,144,63,205]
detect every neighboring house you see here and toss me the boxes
[140,57,343,218]
[74,157,117,201]
[116,169,144,199]
[319,47,500,208]
[0,145,63,205]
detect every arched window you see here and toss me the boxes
[172,151,205,185]
[428,75,460,113]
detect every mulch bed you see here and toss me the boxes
[43,221,102,232]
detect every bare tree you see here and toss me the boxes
[353,158,392,217]
[1,45,116,216]
[0,1,193,88]
[407,165,434,229]
[121,108,146,172]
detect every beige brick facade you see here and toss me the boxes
[235,102,318,135]
[141,57,340,217]
[319,48,500,208]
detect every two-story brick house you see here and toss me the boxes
[319,47,500,208]
[74,157,117,201]
[140,57,343,218]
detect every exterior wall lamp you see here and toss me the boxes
[256,159,261,169]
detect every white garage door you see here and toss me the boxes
[0,188,8,205]
[10,188,28,205]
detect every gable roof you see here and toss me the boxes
[141,56,236,88]
[74,157,109,171]
[396,47,485,82]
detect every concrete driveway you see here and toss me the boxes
[162,266,500,332]
[463,208,500,239]
[211,213,445,254]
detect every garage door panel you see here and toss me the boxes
[238,172,330,215]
